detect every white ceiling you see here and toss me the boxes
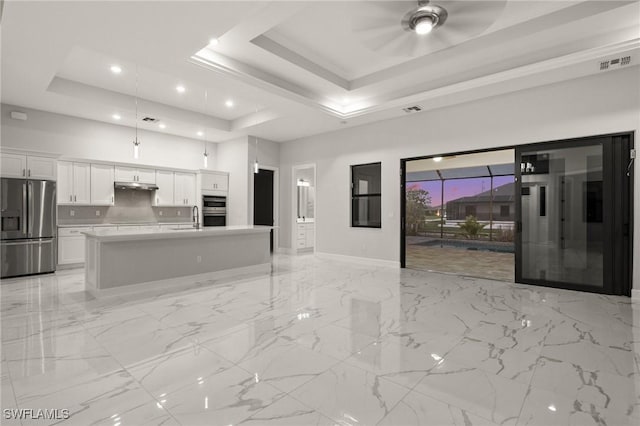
[2,1,639,144]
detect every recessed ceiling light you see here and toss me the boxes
[225,99,234,108]
[110,65,122,74]
[158,123,166,129]
[433,156,443,162]
[176,85,186,93]
[209,38,219,46]
[197,131,204,137]
[112,114,121,120]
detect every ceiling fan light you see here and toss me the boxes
[414,16,434,34]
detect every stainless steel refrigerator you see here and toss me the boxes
[1,178,57,278]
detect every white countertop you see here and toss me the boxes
[83,225,272,242]
[296,218,315,223]
[58,222,192,228]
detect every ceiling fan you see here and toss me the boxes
[352,0,507,57]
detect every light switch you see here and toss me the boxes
[70,210,75,217]
[159,211,163,216]
[96,210,101,217]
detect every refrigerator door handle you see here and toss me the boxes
[27,181,34,237]
[22,182,28,236]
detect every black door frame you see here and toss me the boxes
[514,132,634,296]
[253,168,276,253]
[399,132,633,296]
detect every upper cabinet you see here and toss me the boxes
[174,172,196,206]
[115,166,156,184]
[58,161,91,205]
[1,153,56,180]
[153,170,175,207]
[201,172,228,194]
[90,164,115,206]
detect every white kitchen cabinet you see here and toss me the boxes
[58,161,91,205]
[115,166,156,183]
[58,226,92,265]
[1,153,56,180]
[1,153,27,178]
[201,172,228,193]
[153,170,175,206]
[137,168,156,184]
[115,166,136,182]
[174,172,196,206]
[90,164,115,205]
[26,156,57,180]
[296,223,315,250]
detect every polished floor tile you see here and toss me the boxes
[1,253,638,425]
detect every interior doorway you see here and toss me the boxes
[292,164,316,254]
[253,168,275,252]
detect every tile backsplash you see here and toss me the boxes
[58,189,192,225]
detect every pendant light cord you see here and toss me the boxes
[134,64,139,145]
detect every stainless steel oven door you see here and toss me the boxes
[203,196,227,209]
[203,214,226,227]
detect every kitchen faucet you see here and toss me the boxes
[193,205,200,229]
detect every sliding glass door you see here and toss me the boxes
[515,133,633,295]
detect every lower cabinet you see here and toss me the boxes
[58,227,92,265]
[296,223,315,250]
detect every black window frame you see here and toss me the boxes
[351,162,382,228]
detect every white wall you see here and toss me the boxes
[215,137,249,225]
[1,104,217,170]
[213,136,280,227]
[279,67,640,290]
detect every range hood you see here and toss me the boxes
[114,181,159,191]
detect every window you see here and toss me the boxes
[351,162,381,228]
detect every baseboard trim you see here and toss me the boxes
[632,289,640,302]
[315,252,400,268]
[87,263,271,298]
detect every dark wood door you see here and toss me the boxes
[253,168,274,252]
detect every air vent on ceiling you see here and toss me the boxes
[142,117,159,123]
[600,56,632,71]
[402,105,423,113]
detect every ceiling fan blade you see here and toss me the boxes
[352,0,508,57]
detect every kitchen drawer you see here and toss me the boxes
[296,240,306,248]
[297,231,306,238]
[58,227,92,237]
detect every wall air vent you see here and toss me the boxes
[142,117,159,123]
[402,105,423,113]
[600,56,632,71]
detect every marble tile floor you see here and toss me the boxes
[0,254,639,426]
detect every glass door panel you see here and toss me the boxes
[518,143,604,288]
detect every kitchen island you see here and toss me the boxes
[83,226,272,294]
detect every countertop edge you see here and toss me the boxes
[82,226,272,242]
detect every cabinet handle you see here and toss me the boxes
[156,197,159,205]
[28,169,31,177]
[111,195,114,203]
[22,169,26,177]
[69,195,72,202]
[74,195,76,202]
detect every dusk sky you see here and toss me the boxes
[408,175,514,206]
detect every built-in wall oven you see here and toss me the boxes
[202,195,227,227]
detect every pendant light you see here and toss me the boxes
[132,65,140,159]
[253,106,259,174]
[203,142,209,168]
